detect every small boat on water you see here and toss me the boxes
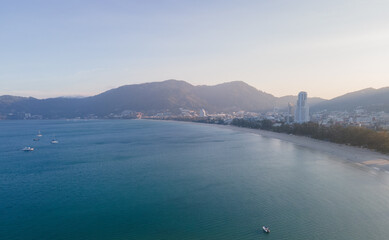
[50,134,59,144]
[22,147,34,151]
[262,226,270,233]
[37,130,42,137]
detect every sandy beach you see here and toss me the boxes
[216,124,389,172]
[149,119,389,172]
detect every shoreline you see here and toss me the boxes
[15,118,389,172]
[215,124,389,172]
[146,119,389,172]
[176,122,389,173]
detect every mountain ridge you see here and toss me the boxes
[311,86,389,112]
[1,80,388,119]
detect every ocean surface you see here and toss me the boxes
[1,120,389,240]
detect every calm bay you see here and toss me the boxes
[1,120,389,239]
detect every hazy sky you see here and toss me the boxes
[1,0,389,99]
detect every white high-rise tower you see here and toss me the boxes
[294,91,310,123]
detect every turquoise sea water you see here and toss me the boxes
[1,120,389,240]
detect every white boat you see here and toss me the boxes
[51,137,59,144]
[51,134,59,144]
[37,130,42,137]
[22,147,34,151]
[262,226,270,233]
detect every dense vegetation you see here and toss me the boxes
[231,119,389,154]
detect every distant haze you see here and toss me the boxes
[1,1,389,99]
[2,80,389,120]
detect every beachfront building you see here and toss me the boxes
[199,109,207,117]
[295,91,310,123]
[287,102,293,124]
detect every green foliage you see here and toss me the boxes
[231,119,389,154]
